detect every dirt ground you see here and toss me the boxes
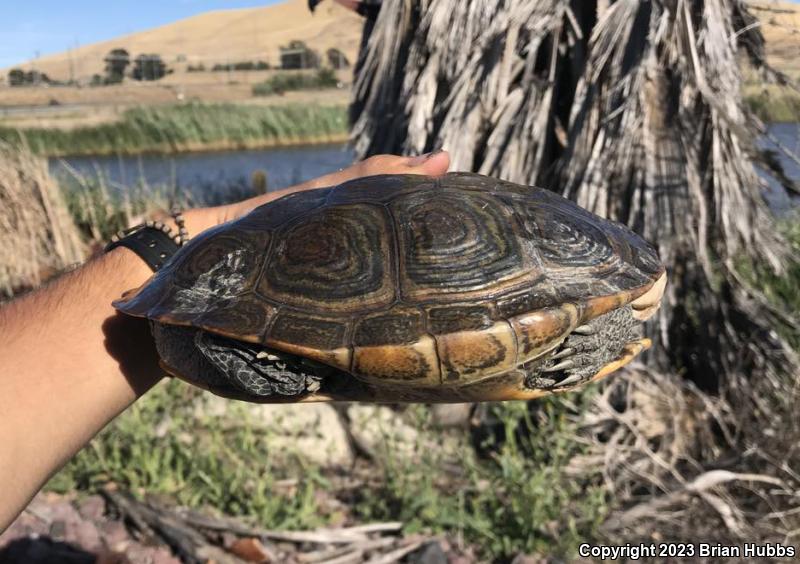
[0,491,484,564]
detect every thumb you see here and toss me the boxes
[403,150,450,176]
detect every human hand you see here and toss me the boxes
[157,151,451,242]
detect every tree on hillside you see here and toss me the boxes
[7,69,25,87]
[132,54,168,81]
[6,68,49,86]
[104,48,130,84]
[24,70,50,85]
[347,0,800,546]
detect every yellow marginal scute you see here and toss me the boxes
[436,321,517,384]
[508,304,579,363]
[352,335,441,386]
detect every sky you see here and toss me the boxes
[0,0,286,68]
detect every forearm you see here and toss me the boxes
[0,248,163,529]
[0,151,451,531]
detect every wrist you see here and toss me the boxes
[105,245,157,290]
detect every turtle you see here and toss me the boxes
[114,172,666,403]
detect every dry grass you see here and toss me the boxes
[0,141,85,296]
[570,364,800,550]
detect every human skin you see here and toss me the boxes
[0,151,451,531]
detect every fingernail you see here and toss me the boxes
[407,149,443,166]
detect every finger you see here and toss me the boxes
[231,150,451,219]
[304,150,450,190]
[406,149,450,176]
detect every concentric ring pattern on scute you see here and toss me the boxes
[528,204,616,269]
[258,204,395,312]
[392,189,528,299]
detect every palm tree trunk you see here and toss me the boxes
[350,0,798,388]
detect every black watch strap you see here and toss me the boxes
[105,223,182,271]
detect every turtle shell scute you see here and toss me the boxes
[114,173,664,354]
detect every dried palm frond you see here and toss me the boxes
[351,0,798,386]
[571,365,800,547]
[557,0,798,386]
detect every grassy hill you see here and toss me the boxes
[2,0,362,83]
[752,1,800,79]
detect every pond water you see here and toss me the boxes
[50,123,798,210]
[760,122,799,213]
[50,143,357,202]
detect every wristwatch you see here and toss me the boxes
[104,211,189,272]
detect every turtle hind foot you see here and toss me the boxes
[523,305,643,391]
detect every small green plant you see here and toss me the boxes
[350,396,608,560]
[48,380,332,529]
[744,87,800,123]
[252,69,339,96]
[737,215,800,348]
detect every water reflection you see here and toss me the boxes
[50,143,357,201]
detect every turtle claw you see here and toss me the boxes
[256,351,281,361]
[573,324,595,335]
[542,359,575,373]
[551,347,575,360]
[554,372,584,387]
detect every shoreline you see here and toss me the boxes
[42,133,351,159]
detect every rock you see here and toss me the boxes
[229,537,276,562]
[3,495,103,555]
[49,520,67,539]
[123,544,181,564]
[251,403,354,467]
[76,496,105,521]
[408,540,448,564]
[195,544,245,564]
[98,521,129,552]
[429,404,473,427]
[347,405,420,459]
[194,394,230,419]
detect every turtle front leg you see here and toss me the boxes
[194,331,324,398]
